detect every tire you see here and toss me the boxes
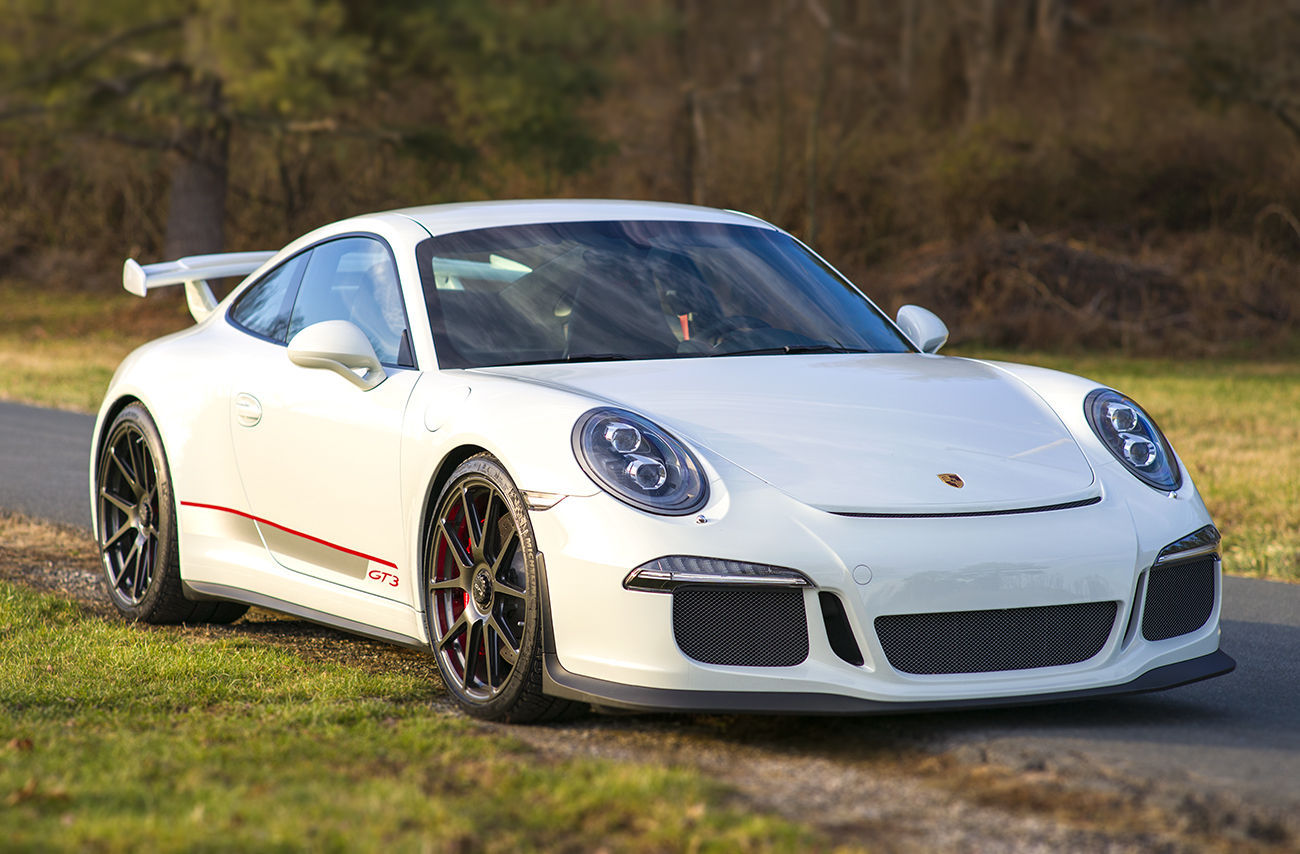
[95,403,248,625]
[422,454,577,722]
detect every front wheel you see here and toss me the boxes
[95,403,247,624]
[423,454,576,722]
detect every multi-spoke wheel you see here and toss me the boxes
[95,403,247,624]
[423,455,576,722]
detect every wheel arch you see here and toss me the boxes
[90,394,146,535]
[94,395,144,455]
[416,443,493,596]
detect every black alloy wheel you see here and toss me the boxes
[423,455,576,722]
[95,403,247,624]
[98,415,161,607]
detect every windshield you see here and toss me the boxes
[415,220,912,369]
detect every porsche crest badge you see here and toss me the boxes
[938,473,964,488]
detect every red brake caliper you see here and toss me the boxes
[460,504,471,612]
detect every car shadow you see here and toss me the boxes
[559,617,1300,764]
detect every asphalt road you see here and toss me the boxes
[909,576,1300,810]
[2,399,1297,814]
[0,400,94,529]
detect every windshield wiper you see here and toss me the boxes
[711,344,873,357]
[496,353,635,367]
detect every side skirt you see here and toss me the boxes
[184,579,428,651]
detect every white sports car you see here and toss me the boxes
[91,200,1234,721]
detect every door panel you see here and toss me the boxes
[228,350,418,603]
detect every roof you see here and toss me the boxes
[382,199,778,238]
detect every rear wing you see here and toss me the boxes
[123,251,276,323]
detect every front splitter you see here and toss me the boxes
[541,649,1237,715]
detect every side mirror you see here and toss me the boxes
[287,320,386,390]
[895,305,949,354]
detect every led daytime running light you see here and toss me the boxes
[625,556,813,592]
[1156,525,1221,564]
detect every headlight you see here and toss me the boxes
[1084,389,1182,491]
[572,407,708,515]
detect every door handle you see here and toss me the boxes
[233,392,262,427]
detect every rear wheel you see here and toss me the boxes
[423,455,576,722]
[95,403,247,624]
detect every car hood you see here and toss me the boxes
[479,354,1097,514]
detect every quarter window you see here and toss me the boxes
[228,253,308,343]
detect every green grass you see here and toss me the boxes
[0,584,820,852]
[954,350,1300,582]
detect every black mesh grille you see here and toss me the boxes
[1142,556,1216,642]
[672,587,809,667]
[874,601,1118,675]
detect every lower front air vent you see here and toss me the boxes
[819,592,864,666]
[672,586,808,667]
[1142,556,1216,642]
[874,601,1119,675]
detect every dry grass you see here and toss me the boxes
[0,512,98,566]
[909,752,1292,851]
[0,281,190,411]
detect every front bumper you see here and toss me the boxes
[528,458,1231,712]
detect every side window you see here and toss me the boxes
[287,237,414,368]
[228,253,308,342]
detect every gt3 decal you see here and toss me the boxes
[368,568,400,588]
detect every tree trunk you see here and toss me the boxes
[1036,0,1065,55]
[676,0,707,205]
[963,0,1000,126]
[768,0,790,214]
[900,0,918,99]
[164,82,229,259]
[805,0,839,246]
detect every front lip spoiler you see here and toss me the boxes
[541,649,1236,715]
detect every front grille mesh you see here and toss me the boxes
[1142,556,1216,642]
[672,587,808,667]
[874,601,1118,675]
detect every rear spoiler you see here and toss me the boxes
[122,251,276,323]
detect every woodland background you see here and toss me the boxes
[2,0,1297,355]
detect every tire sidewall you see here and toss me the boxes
[423,455,544,720]
[97,403,181,620]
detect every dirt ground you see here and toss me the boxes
[2,511,1293,853]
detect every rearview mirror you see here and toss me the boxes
[895,305,949,354]
[287,320,386,390]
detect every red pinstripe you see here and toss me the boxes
[180,501,398,569]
